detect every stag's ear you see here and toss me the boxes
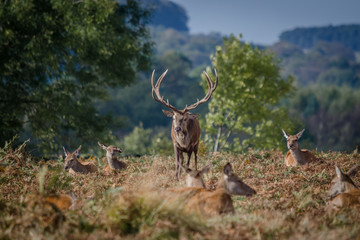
[98,142,107,150]
[189,113,200,119]
[162,109,174,117]
[282,129,289,139]
[296,129,305,139]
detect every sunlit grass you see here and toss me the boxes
[0,140,360,239]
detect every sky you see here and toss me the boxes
[170,0,360,46]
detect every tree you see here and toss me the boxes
[286,84,360,152]
[202,35,295,152]
[0,0,153,155]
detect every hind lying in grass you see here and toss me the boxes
[282,129,317,166]
[98,142,127,171]
[63,146,97,174]
[327,165,360,209]
[3,138,360,240]
[170,163,256,216]
[44,193,78,210]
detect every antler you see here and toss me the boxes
[151,69,218,113]
[183,69,218,112]
[151,69,181,113]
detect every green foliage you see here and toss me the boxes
[122,124,152,156]
[272,41,360,87]
[285,84,360,151]
[202,35,295,152]
[0,0,153,154]
[150,26,222,66]
[150,130,173,155]
[280,24,360,51]
[97,50,208,131]
[121,124,173,156]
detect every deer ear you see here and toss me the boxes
[98,142,107,150]
[200,164,211,175]
[179,164,191,173]
[74,145,82,157]
[189,113,200,119]
[347,165,359,177]
[223,163,232,176]
[296,129,305,139]
[63,146,70,157]
[335,166,344,179]
[282,129,289,139]
[162,109,174,117]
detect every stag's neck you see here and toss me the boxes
[174,131,190,147]
[106,154,117,170]
[290,148,307,165]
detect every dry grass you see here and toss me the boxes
[1,142,360,239]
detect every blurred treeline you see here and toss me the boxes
[98,1,360,154]
[1,0,359,156]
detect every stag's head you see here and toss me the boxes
[162,110,199,133]
[282,129,305,150]
[151,69,218,134]
[327,165,358,200]
[63,145,81,170]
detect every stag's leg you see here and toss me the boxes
[194,146,198,170]
[178,151,184,178]
[174,147,180,181]
[186,151,192,168]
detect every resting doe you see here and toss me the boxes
[171,163,256,216]
[44,193,78,210]
[180,164,211,188]
[327,165,360,209]
[63,145,97,174]
[98,142,126,171]
[282,129,317,166]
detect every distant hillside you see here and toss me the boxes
[280,24,360,51]
[143,0,189,32]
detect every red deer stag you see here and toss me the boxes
[151,69,218,180]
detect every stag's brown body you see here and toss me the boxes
[151,69,218,180]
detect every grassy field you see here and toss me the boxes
[1,140,360,240]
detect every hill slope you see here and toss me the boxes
[280,24,360,51]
